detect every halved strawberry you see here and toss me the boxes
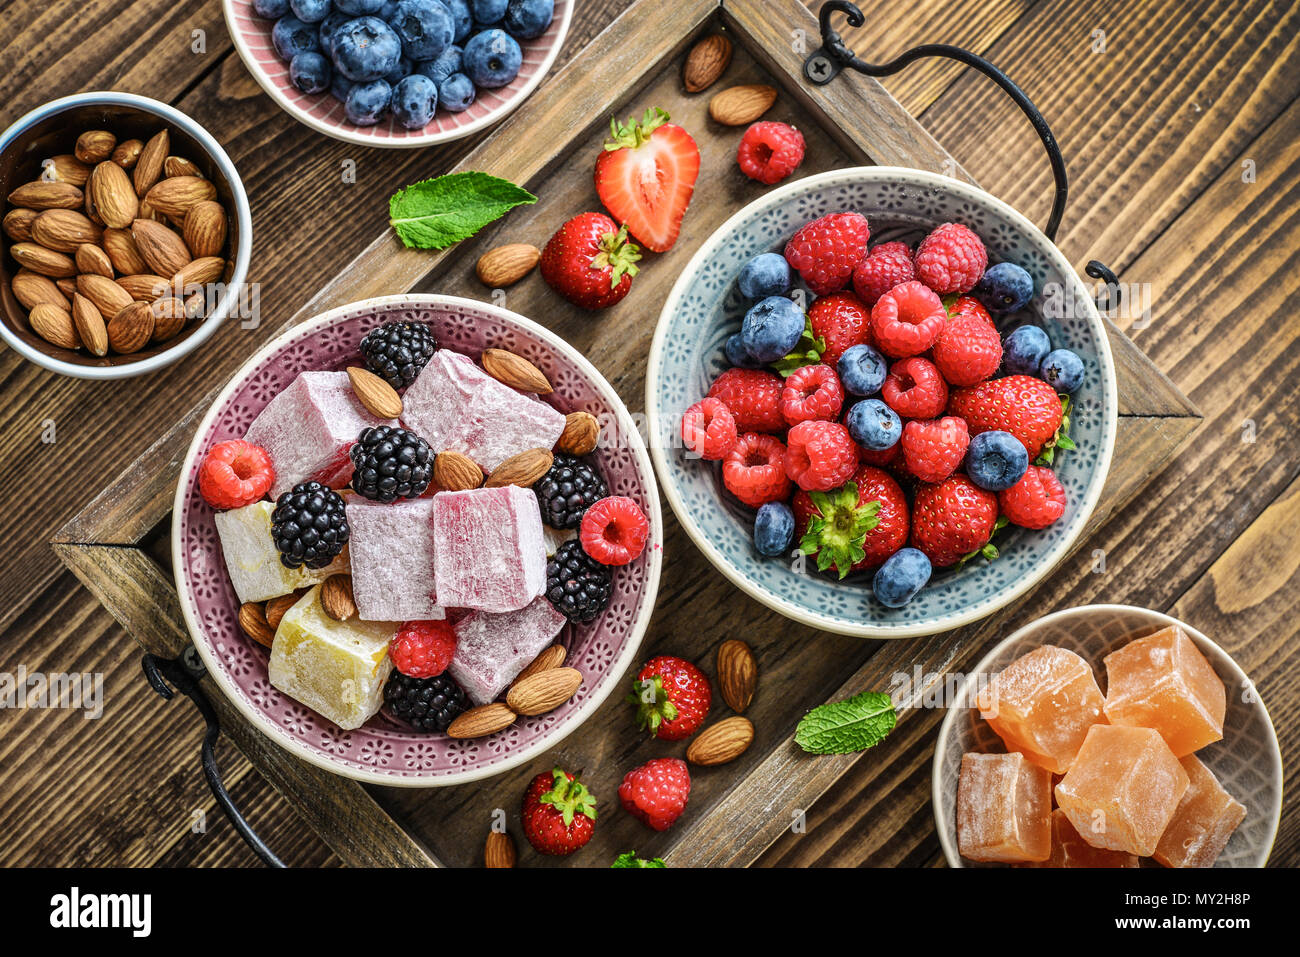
[594,107,700,253]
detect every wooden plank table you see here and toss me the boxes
[0,0,1295,867]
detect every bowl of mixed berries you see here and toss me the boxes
[646,167,1118,638]
[174,294,661,785]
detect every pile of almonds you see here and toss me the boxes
[3,126,232,356]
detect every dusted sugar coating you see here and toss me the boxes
[267,585,398,730]
[448,595,568,705]
[1154,754,1247,868]
[345,497,444,621]
[957,752,1052,863]
[1021,809,1139,868]
[1055,725,1190,857]
[432,485,547,612]
[245,371,394,497]
[976,645,1106,774]
[214,500,345,602]
[1103,625,1226,757]
[401,350,566,471]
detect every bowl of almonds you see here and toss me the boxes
[0,91,251,378]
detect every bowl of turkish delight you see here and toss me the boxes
[173,293,662,785]
[933,604,1282,867]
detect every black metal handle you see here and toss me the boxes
[143,650,285,868]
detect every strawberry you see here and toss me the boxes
[932,295,1002,387]
[619,758,691,831]
[540,212,641,310]
[594,107,700,253]
[807,291,872,366]
[521,767,597,856]
[910,474,999,568]
[628,655,711,740]
[948,375,1067,460]
[795,465,909,576]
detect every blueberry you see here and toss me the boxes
[272,15,322,61]
[1040,348,1084,393]
[332,16,403,81]
[1002,324,1051,377]
[416,44,463,84]
[502,0,553,39]
[391,73,438,128]
[289,50,332,93]
[319,11,351,57]
[384,55,413,85]
[335,0,386,13]
[344,78,393,125]
[463,27,521,88]
[837,343,887,397]
[737,252,791,301]
[443,0,474,41]
[379,0,400,17]
[470,0,508,23]
[437,72,476,111]
[739,295,803,363]
[846,398,901,451]
[965,430,1028,492]
[724,333,763,369]
[254,0,291,18]
[330,72,356,102]
[873,548,932,608]
[755,502,796,557]
[389,0,454,60]
[976,261,1034,313]
[289,0,331,23]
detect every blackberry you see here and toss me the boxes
[533,453,608,529]
[271,481,350,569]
[546,540,612,623]
[359,320,437,389]
[350,426,433,501]
[383,672,469,733]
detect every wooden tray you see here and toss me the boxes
[54,0,1200,868]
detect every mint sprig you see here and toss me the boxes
[612,851,667,868]
[388,171,537,250]
[795,690,898,755]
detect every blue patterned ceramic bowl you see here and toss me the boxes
[645,167,1118,638]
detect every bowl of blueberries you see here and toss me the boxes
[223,0,572,147]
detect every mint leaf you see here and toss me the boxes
[388,171,537,250]
[795,690,897,754]
[612,851,666,868]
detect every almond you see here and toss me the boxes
[88,161,139,229]
[78,273,135,316]
[132,218,192,276]
[164,155,204,178]
[10,243,76,277]
[28,303,80,350]
[183,290,207,322]
[144,175,216,219]
[42,154,91,187]
[111,139,144,169]
[476,243,540,288]
[264,593,300,631]
[71,294,108,356]
[433,450,483,491]
[345,366,403,419]
[447,702,516,738]
[150,297,188,342]
[134,130,169,197]
[7,181,83,210]
[137,197,167,223]
[171,256,223,291]
[686,716,754,766]
[182,201,226,258]
[239,602,275,648]
[708,84,777,125]
[716,638,757,713]
[75,243,115,278]
[484,831,516,868]
[11,270,69,310]
[505,666,582,716]
[683,33,732,92]
[484,448,553,488]
[102,227,150,275]
[556,410,599,455]
[115,274,170,301]
[3,208,39,242]
[106,300,154,354]
[56,277,78,298]
[75,130,116,164]
[30,208,103,252]
[320,574,357,622]
[481,348,551,394]
[512,644,566,686]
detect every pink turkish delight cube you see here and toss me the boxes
[432,485,547,612]
[246,371,394,498]
[401,350,565,472]
[448,595,568,705]
[345,497,444,622]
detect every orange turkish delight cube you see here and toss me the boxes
[1021,809,1140,868]
[1154,754,1247,868]
[957,752,1052,863]
[976,645,1106,774]
[1055,725,1190,857]
[1102,625,1226,757]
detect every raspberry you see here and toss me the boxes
[901,416,970,483]
[389,620,458,678]
[681,397,738,460]
[783,212,870,296]
[870,280,946,358]
[999,465,1067,529]
[852,241,915,306]
[785,420,858,492]
[932,296,1002,387]
[882,357,949,419]
[722,433,792,507]
[619,758,691,831]
[580,496,650,566]
[914,222,988,295]
[199,439,275,510]
[808,291,872,366]
[737,121,806,185]
[780,363,844,425]
[707,367,785,434]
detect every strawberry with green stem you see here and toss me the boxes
[521,767,597,856]
[540,211,642,310]
[595,107,700,254]
[795,466,909,577]
[628,654,711,740]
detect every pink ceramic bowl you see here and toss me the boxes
[172,294,662,786]
[221,0,573,148]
